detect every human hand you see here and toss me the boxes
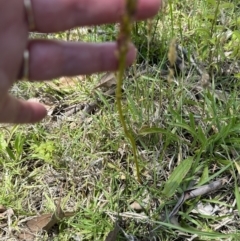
[0,0,161,123]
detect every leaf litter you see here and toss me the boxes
[166,178,226,223]
[18,199,75,240]
[94,72,117,90]
[105,179,227,240]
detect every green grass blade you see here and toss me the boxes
[139,127,178,141]
[235,183,240,215]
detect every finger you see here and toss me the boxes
[28,40,136,80]
[30,0,161,32]
[0,95,47,123]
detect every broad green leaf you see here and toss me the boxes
[199,165,209,186]
[127,94,141,122]
[168,122,196,136]
[206,0,216,6]
[195,28,211,37]
[6,146,15,161]
[189,113,196,131]
[7,124,19,145]
[162,157,193,198]
[220,3,234,9]
[0,133,7,151]
[197,125,207,145]
[233,30,240,40]
[235,73,240,79]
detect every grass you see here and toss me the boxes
[1,0,240,240]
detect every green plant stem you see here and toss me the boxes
[116,0,140,182]
[208,0,220,64]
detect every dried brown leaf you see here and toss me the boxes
[26,213,53,233]
[0,205,6,213]
[46,76,82,93]
[79,102,98,122]
[130,201,143,211]
[102,87,116,97]
[94,72,117,89]
[18,199,75,240]
[18,231,35,241]
[58,76,81,88]
[26,200,66,232]
[105,223,120,241]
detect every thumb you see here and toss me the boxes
[0,95,47,123]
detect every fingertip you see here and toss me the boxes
[26,101,47,123]
[126,43,137,66]
[0,96,48,124]
[137,0,161,19]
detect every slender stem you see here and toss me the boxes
[116,0,140,182]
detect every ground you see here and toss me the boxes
[0,0,240,240]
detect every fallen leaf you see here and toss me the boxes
[27,200,68,232]
[26,213,53,233]
[18,199,75,240]
[80,102,98,122]
[46,76,82,93]
[102,86,116,96]
[192,202,219,215]
[18,231,34,241]
[58,76,81,88]
[130,201,143,212]
[105,223,120,241]
[167,179,225,222]
[94,72,117,89]
[0,205,6,213]
[45,104,56,116]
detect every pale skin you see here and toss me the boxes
[0,0,161,123]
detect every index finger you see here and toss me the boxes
[30,0,161,32]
